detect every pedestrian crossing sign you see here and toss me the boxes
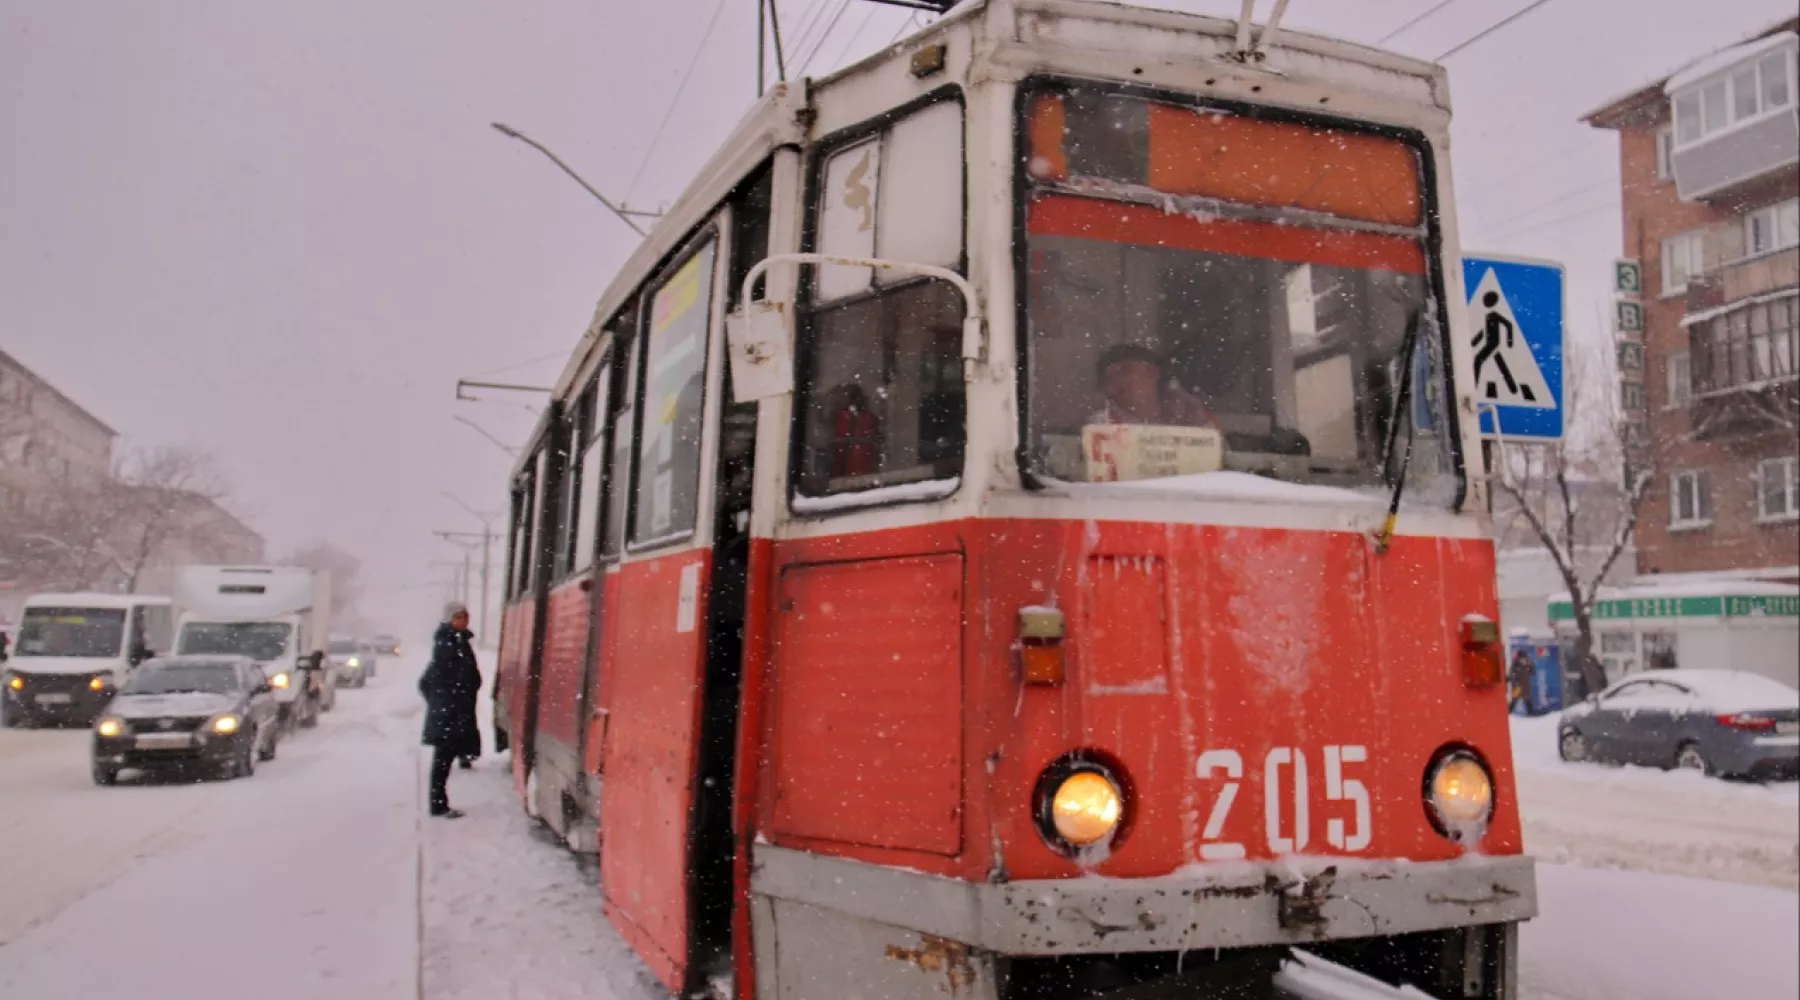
[1463,254,1565,442]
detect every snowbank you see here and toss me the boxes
[1510,713,1799,890]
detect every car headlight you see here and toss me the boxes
[347,657,360,667]
[211,714,241,735]
[1426,750,1494,843]
[88,676,107,691]
[7,674,22,691]
[270,672,290,690]
[96,717,125,738]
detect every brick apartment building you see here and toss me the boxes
[1585,20,1800,586]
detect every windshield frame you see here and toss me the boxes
[1010,77,1467,509]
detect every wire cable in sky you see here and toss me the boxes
[1471,197,1618,245]
[783,0,838,69]
[467,350,567,380]
[1376,0,1462,46]
[796,1,856,77]
[623,0,732,203]
[1433,0,1556,61]
[1465,176,1615,234]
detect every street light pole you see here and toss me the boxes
[438,492,502,643]
[490,122,659,237]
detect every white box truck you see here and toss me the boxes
[171,566,335,732]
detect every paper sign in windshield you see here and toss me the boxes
[1084,424,1224,483]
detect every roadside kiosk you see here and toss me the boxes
[1506,628,1565,714]
[1548,581,1800,690]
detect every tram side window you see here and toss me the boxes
[572,360,611,572]
[797,100,966,502]
[509,464,537,598]
[550,417,579,580]
[603,332,639,561]
[632,238,717,546]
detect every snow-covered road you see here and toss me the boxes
[2,674,1794,998]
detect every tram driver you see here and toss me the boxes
[1090,343,1220,430]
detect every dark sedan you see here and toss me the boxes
[91,656,281,785]
[1558,669,1800,780]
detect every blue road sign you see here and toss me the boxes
[1462,254,1565,442]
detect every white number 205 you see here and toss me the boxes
[1194,746,1370,859]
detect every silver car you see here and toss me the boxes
[1558,669,1799,780]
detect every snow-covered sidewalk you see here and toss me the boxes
[418,689,663,1000]
[1510,712,1800,890]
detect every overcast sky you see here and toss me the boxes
[2,0,1793,632]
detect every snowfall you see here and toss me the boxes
[0,657,1793,999]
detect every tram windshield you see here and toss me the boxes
[1021,85,1458,502]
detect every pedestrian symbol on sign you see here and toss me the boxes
[1467,268,1554,409]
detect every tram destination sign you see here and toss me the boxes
[1462,254,1566,443]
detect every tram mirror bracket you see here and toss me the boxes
[726,300,795,403]
[736,253,986,375]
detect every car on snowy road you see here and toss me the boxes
[91,655,281,785]
[370,633,401,657]
[329,636,377,688]
[1558,669,1800,780]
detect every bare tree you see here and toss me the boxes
[114,447,230,593]
[1489,334,1646,697]
[0,467,130,592]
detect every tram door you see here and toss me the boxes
[598,165,770,993]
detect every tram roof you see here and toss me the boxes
[549,0,1450,403]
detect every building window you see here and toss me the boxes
[1669,469,1713,527]
[1692,293,1798,393]
[1759,456,1799,521]
[1661,229,1706,295]
[1744,199,1800,257]
[1666,351,1691,408]
[1671,46,1796,148]
[1654,127,1674,181]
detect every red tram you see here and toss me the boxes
[493,2,1535,997]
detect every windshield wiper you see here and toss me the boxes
[1375,309,1424,554]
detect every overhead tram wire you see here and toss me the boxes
[1464,176,1616,236]
[795,1,856,77]
[1470,197,1619,245]
[622,0,732,205]
[783,0,838,73]
[821,4,882,73]
[1376,0,1463,46]
[1433,0,1556,61]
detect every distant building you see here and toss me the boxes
[1584,20,1800,587]
[0,349,120,627]
[0,347,117,506]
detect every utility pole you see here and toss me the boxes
[489,122,661,237]
[435,528,496,641]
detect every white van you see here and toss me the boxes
[172,566,334,732]
[2,593,173,727]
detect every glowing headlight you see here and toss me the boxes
[347,657,360,667]
[1427,751,1494,843]
[88,676,107,692]
[211,714,241,735]
[96,717,125,738]
[1051,771,1124,846]
[270,672,290,690]
[7,675,23,691]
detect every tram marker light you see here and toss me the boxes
[1459,616,1504,688]
[1019,606,1065,685]
[910,44,947,79]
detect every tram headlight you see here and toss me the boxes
[1425,750,1494,843]
[1052,771,1123,846]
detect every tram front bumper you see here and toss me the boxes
[751,845,1536,956]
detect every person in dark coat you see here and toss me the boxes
[420,602,482,818]
[1508,649,1537,716]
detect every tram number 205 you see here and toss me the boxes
[1195,746,1370,859]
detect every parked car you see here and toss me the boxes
[1558,669,1800,780]
[370,633,401,657]
[91,655,281,785]
[329,636,377,688]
